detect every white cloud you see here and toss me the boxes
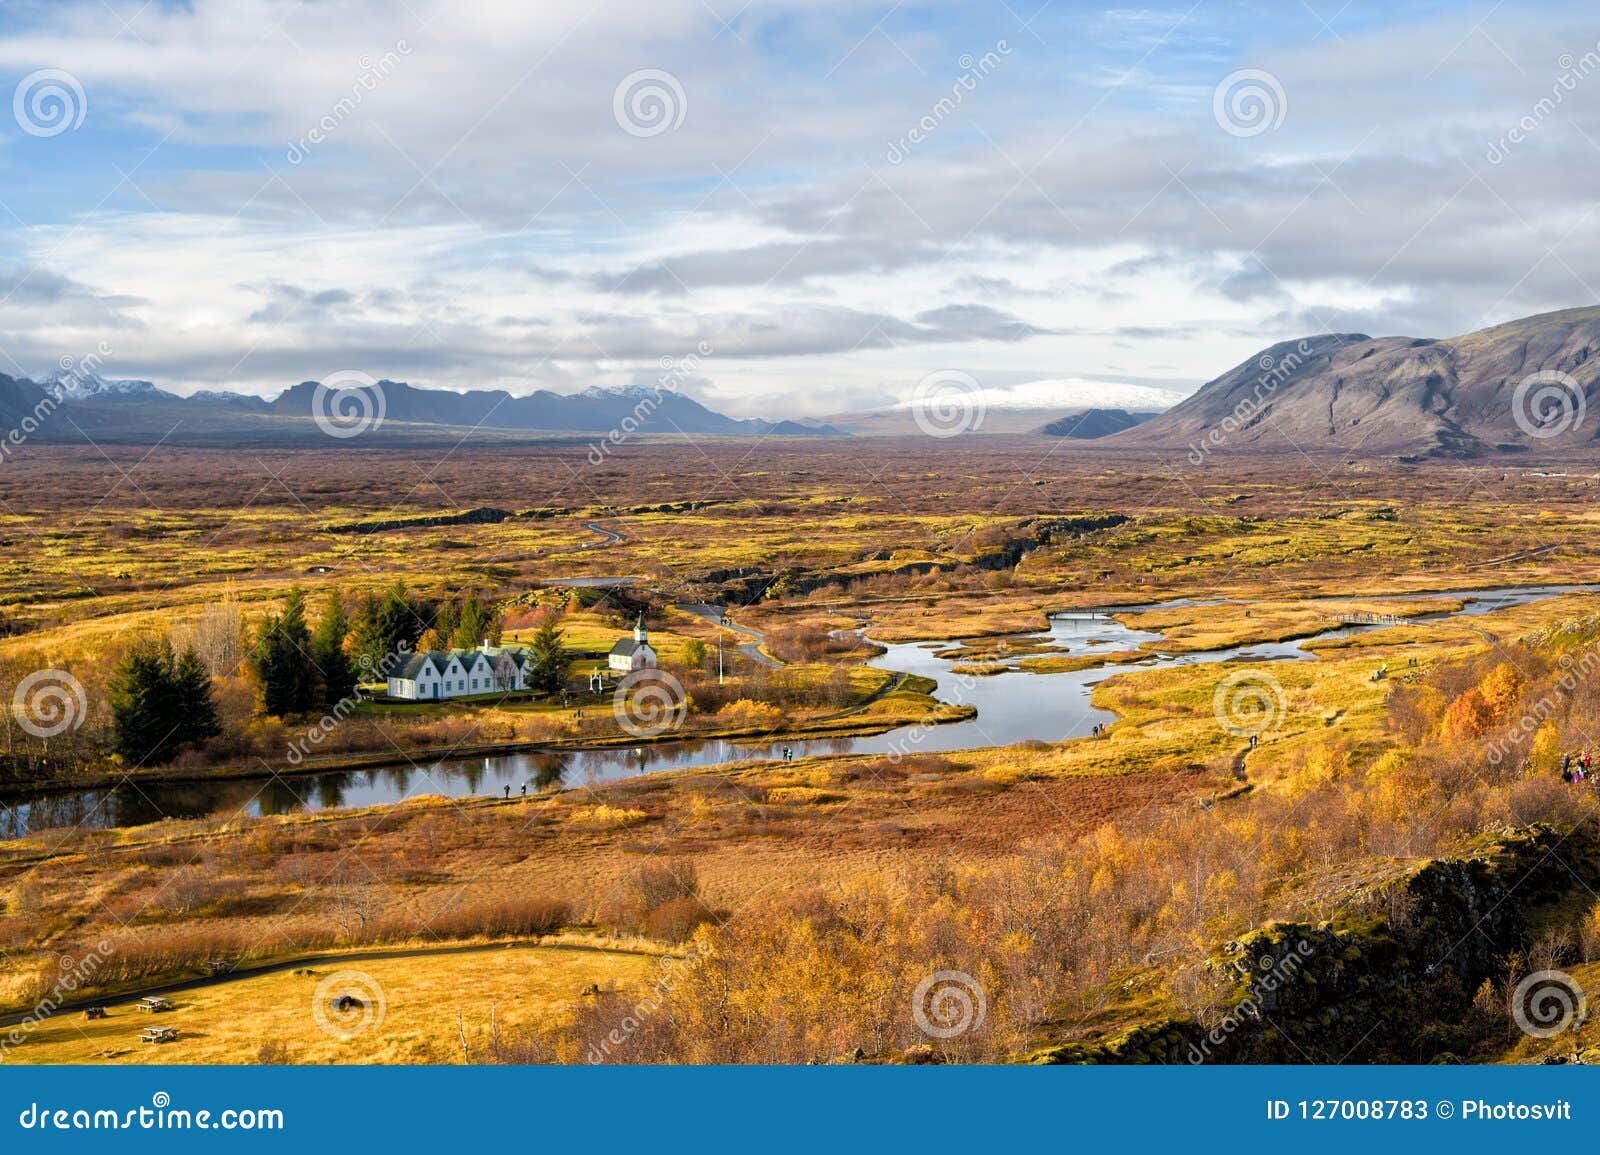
[1,1,1597,417]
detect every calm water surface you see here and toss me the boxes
[4,584,1591,835]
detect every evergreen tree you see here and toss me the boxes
[172,645,222,746]
[433,600,460,649]
[526,616,571,695]
[348,591,385,670]
[251,588,317,715]
[109,639,179,765]
[311,590,356,703]
[350,582,427,670]
[110,640,220,765]
[454,594,490,649]
[250,613,290,716]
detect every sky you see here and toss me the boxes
[0,0,1596,419]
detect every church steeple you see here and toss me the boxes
[634,614,647,643]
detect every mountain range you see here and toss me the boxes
[1112,307,1600,458]
[8,306,1600,455]
[1038,408,1157,438]
[0,375,842,446]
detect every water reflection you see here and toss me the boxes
[5,583,1594,836]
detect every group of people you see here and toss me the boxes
[1561,752,1592,785]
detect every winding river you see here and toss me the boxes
[4,584,1592,837]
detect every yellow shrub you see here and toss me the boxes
[570,805,649,829]
[981,764,1025,785]
[766,786,845,805]
[1477,662,1524,720]
[717,699,783,729]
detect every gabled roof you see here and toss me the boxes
[609,638,653,656]
[392,646,529,681]
[395,651,446,680]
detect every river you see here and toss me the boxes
[3,583,1591,836]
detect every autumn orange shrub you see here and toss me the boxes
[716,699,783,729]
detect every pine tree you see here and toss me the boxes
[172,645,221,745]
[350,583,427,672]
[454,594,490,649]
[311,590,356,703]
[110,640,218,765]
[251,588,318,716]
[282,588,317,711]
[526,616,571,695]
[433,600,460,649]
[109,640,178,765]
[250,613,288,716]
[349,591,385,671]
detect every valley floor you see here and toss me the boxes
[5,446,1600,1063]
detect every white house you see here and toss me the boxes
[387,641,532,701]
[607,615,658,672]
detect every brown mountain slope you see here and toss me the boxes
[1112,306,1600,458]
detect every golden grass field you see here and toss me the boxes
[5,444,1600,1063]
[5,942,664,1065]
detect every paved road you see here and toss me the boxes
[676,603,782,667]
[580,520,625,547]
[540,520,639,585]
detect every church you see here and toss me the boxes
[607,615,658,672]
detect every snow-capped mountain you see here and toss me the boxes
[189,389,270,410]
[41,371,177,402]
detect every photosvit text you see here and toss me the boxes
[1265,1098,1574,1122]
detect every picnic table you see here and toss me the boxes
[138,1026,179,1044]
[135,996,174,1013]
[84,1006,107,1020]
